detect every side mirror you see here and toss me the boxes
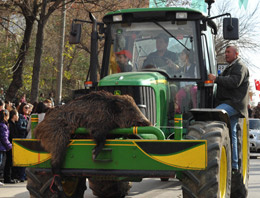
[69,23,82,44]
[223,18,239,40]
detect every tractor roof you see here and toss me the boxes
[103,7,205,24]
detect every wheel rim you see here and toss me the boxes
[242,118,248,184]
[62,177,79,196]
[220,146,227,198]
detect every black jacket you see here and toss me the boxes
[8,120,19,141]
[215,58,249,117]
[183,63,196,78]
[143,50,177,68]
[17,114,28,138]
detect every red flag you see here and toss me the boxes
[255,79,260,91]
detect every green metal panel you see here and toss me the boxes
[174,114,183,140]
[30,114,39,139]
[13,139,207,171]
[98,72,167,87]
[98,72,169,130]
[75,126,165,140]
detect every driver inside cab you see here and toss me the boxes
[143,33,178,72]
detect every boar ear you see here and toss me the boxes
[108,99,122,114]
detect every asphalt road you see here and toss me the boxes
[1,158,260,198]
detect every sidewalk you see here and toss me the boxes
[0,181,29,198]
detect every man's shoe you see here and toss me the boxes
[232,168,239,175]
[0,181,4,186]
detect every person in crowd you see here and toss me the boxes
[32,102,38,113]
[0,110,12,186]
[14,100,20,111]
[38,93,45,102]
[8,109,19,142]
[27,103,34,115]
[48,92,55,107]
[115,50,133,72]
[43,99,54,109]
[4,109,19,184]
[143,33,178,71]
[0,100,5,111]
[8,108,20,183]
[27,102,50,138]
[16,103,30,182]
[5,101,13,112]
[252,102,260,118]
[17,103,30,138]
[208,44,249,173]
[19,94,26,104]
[248,104,253,118]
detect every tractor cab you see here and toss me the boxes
[95,7,237,135]
[102,8,206,80]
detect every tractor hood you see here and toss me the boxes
[98,72,167,87]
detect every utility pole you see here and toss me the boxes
[56,0,66,105]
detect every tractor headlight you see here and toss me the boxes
[113,15,123,22]
[176,12,187,19]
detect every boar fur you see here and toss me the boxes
[34,90,151,191]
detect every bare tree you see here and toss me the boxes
[0,0,40,101]
[212,1,260,62]
[30,0,64,103]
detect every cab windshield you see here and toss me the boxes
[109,21,200,79]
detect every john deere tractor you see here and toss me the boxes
[13,1,249,197]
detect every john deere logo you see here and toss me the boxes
[114,90,121,95]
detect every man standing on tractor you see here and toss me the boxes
[208,44,249,173]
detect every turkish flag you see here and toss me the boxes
[255,79,260,91]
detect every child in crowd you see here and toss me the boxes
[0,110,12,186]
[4,109,19,184]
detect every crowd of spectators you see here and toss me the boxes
[248,102,260,119]
[0,89,54,186]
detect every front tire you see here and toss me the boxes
[181,121,232,198]
[26,168,86,198]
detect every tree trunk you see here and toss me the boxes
[5,16,35,102]
[30,0,48,104]
[30,20,46,104]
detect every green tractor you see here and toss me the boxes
[13,1,249,197]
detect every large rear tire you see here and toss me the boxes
[26,168,86,198]
[231,118,249,198]
[181,121,232,198]
[88,179,132,198]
